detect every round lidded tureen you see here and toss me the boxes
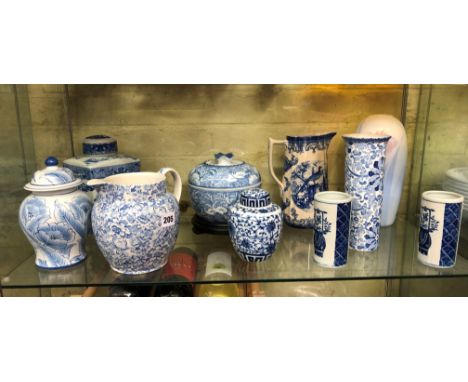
[188,153,261,228]
[19,157,92,269]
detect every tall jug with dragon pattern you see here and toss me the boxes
[268,132,336,228]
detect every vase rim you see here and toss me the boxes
[314,191,353,204]
[342,133,391,142]
[422,190,464,204]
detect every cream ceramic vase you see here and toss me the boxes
[268,132,336,228]
[357,114,407,227]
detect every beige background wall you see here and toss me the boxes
[28,84,410,223]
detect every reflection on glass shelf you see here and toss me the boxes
[2,217,468,289]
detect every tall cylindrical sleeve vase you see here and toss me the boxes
[343,134,391,252]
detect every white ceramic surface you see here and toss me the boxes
[357,114,407,227]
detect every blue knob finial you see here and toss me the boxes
[45,156,59,167]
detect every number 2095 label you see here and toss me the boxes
[162,213,176,227]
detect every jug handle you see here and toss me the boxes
[160,168,182,202]
[268,138,286,191]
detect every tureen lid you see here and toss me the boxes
[25,156,82,192]
[82,135,118,155]
[188,152,261,189]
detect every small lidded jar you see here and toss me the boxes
[228,188,283,262]
[19,156,92,269]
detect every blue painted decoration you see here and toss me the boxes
[228,188,283,262]
[189,153,261,224]
[91,172,181,274]
[343,134,390,251]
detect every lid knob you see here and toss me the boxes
[45,156,59,167]
[240,188,271,208]
[214,152,234,165]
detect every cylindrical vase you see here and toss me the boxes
[313,191,352,268]
[418,190,464,268]
[343,133,391,252]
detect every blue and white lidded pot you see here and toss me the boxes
[228,188,283,262]
[64,135,140,193]
[188,153,261,224]
[418,190,464,268]
[19,157,92,269]
[313,191,352,268]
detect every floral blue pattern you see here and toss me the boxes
[228,189,283,262]
[343,135,390,251]
[65,162,141,192]
[19,193,92,269]
[188,154,261,189]
[92,181,180,274]
[190,188,244,224]
[82,135,118,155]
[189,153,261,224]
[290,161,324,209]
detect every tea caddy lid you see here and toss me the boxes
[188,152,261,189]
[82,135,118,155]
[25,156,82,192]
[240,188,271,207]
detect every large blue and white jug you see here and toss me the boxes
[88,169,182,275]
[268,132,336,228]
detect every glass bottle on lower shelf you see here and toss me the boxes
[154,247,198,297]
[108,285,154,297]
[196,251,243,297]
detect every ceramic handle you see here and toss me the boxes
[268,138,286,191]
[160,167,182,202]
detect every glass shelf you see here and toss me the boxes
[2,216,468,290]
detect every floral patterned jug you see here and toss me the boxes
[88,169,182,275]
[268,132,336,228]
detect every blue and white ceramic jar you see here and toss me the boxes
[64,135,140,193]
[19,157,92,269]
[418,191,464,268]
[343,133,391,252]
[313,191,352,268]
[89,169,182,275]
[189,153,261,225]
[228,188,283,262]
